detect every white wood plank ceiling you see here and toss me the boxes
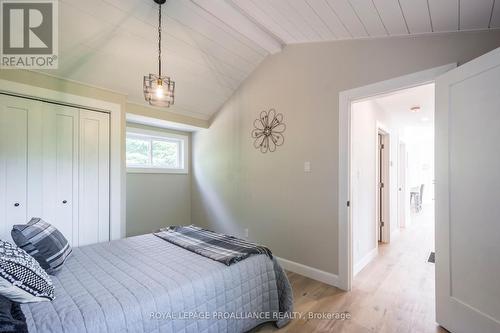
[230,0,500,43]
[39,0,276,119]
[38,0,499,120]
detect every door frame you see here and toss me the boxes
[397,141,407,228]
[337,63,456,291]
[0,79,125,241]
[376,126,390,244]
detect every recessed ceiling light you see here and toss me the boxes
[410,106,421,113]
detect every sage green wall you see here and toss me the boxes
[125,123,191,236]
[192,31,500,275]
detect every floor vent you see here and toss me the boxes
[428,252,435,263]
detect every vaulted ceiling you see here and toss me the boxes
[40,0,276,120]
[40,0,499,120]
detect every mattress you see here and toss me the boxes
[21,234,293,333]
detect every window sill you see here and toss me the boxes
[127,167,188,174]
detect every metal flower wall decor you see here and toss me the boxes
[251,109,286,153]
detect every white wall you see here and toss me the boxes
[351,100,378,267]
[351,100,400,273]
[192,31,500,275]
[126,124,191,236]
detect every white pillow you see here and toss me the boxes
[0,239,55,303]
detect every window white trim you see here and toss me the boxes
[126,167,188,174]
[126,126,189,174]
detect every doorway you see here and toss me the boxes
[338,48,500,333]
[338,63,455,291]
[349,83,435,282]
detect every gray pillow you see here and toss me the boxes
[12,218,72,275]
[0,239,54,303]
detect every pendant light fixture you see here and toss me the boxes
[143,0,175,107]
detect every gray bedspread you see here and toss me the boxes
[21,234,293,333]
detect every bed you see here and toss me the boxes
[21,234,293,332]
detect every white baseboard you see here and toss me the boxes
[353,247,378,277]
[276,256,340,287]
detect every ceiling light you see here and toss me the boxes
[410,106,421,113]
[143,0,175,108]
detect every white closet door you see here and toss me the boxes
[0,95,30,241]
[79,110,110,246]
[1,94,111,246]
[37,104,79,245]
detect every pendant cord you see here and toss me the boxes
[158,3,162,77]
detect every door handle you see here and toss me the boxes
[14,202,20,207]
[62,200,68,204]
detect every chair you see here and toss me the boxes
[417,184,424,212]
[410,184,424,213]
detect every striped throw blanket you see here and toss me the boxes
[154,225,272,265]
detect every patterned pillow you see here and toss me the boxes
[11,218,72,275]
[0,239,54,303]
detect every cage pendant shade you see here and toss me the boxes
[143,74,175,107]
[143,0,175,107]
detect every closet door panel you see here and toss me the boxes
[79,110,109,246]
[56,108,79,245]
[26,104,43,219]
[0,95,29,241]
[41,104,79,245]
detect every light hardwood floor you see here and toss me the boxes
[253,205,447,333]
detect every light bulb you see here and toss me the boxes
[155,85,164,99]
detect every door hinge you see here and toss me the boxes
[347,201,350,207]
[380,144,385,149]
[380,182,384,188]
[380,221,384,227]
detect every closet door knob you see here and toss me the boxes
[14,203,20,207]
[62,200,67,204]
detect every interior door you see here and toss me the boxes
[0,95,30,241]
[435,47,500,333]
[378,133,383,242]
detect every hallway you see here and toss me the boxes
[254,205,445,332]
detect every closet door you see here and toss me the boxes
[38,104,79,245]
[0,95,30,241]
[79,110,110,246]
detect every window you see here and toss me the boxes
[126,127,188,174]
